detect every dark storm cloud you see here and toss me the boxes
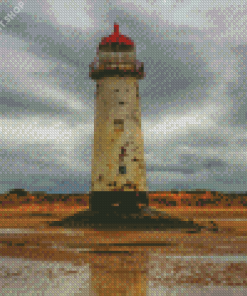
[0,5,215,118]
[146,165,195,174]
[0,4,102,127]
[146,153,228,175]
[202,158,227,169]
[0,3,217,130]
[0,87,92,126]
[1,0,247,194]
[224,45,247,128]
[142,57,195,95]
[0,144,90,193]
[236,139,247,146]
[42,63,93,97]
[0,88,55,113]
[49,176,91,194]
[114,18,216,118]
[176,132,229,148]
[0,96,26,109]
[0,175,90,194]
[0,145,65,175]
[0,6,98,69]
[0,3,98,101]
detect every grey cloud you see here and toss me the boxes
[146,153,228,175]
[130,21,216,118]
[0,144,91,193]
[0,146,65,176]
[0,7,98,68]
[145,130,230,150]
[0,96,26,109]
[146,164,195,174]
[177,133,229,148]
[180,154,227,171]
[215,177,246,185]
[1,8,215,117]
[0,2,246,193]
[202,159,226,169]
[236,139,247,146]
[0,87,93,126]
[214,44,247,128]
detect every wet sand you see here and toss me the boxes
[1,205,247,252]
[1,204,247,233]
[0,204,247,295]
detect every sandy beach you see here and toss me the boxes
[0,204,247,295]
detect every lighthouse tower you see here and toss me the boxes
[50,26,204,230]
[89,23,148,213]
[49,25,205,230]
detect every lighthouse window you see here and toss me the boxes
[119,102,124,105]
[114,119,124,124]
[114,119,124,131]
[119,166,126,174]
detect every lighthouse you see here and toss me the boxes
[49,24,206,232]
[89,23,149,213]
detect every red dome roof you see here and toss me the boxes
[100,23,134,46]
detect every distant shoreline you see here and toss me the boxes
[1,202,247,209]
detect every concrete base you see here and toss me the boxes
[89,191,149,213]
[48,191,209,232]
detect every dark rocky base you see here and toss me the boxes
[48,206,208,232]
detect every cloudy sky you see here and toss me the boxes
[1,0,247,194]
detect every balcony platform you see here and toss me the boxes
[89,62,145,80]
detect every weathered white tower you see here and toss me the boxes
[89,23,148,213]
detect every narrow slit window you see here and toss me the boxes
[114,119,124,131]
[119,166,126,174]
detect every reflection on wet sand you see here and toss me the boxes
[90,251,148,295]
[1,244,247,295]
[1,207,247,294]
